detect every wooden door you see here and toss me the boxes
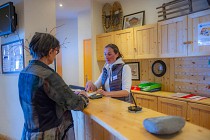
[56,49,62,77]
[188,9,210,56]
[96,32,114,61]
[134,24,158,59]
[187,102,210,129]
[114,28,134,59]
[158,15,188,57]
[84,39,92,86]
[158,97,187,119]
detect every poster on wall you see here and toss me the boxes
[1,39,24,74]
[198,22,210,46]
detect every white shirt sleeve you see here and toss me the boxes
[122,65,132,92]
[94,73,103,89]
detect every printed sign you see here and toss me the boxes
[198,22,210,46]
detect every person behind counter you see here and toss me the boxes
[18,32,89,140]
[85,43,132,102]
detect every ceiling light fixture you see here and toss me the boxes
[59,3,63,7]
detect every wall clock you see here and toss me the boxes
[152,60,166,77]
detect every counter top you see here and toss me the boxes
[83,97,210,140]
[131,90,210,106]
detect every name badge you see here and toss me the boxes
[113,75,117,81]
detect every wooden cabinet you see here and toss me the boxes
[158,16,188,57]
[188,9,210,56]
[96,24,158,60]
[114,28,134,59]
[134,24,158,59]
[96,32,114,61]
[158,97,187,119]
[158,9,210,58]
[187,102,210,129]
[132,91,210,129]
[133,93,158,111]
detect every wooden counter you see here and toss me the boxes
[73,97,210,140]
[132,90,210,106]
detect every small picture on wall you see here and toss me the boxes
[126,62,140,80]
[123,11,145,29]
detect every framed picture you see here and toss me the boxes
[123,11,145,29]
[126,62,140,80]
[1,39,24,74]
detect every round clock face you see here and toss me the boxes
[152,60,166,77]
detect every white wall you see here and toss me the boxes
[78,9,91,86]
[0,0,24,139]
[0,0,56,139]
[56,19,79,85]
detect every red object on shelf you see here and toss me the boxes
[131,86,140,91]
[181,94,196,98]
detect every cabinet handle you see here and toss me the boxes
[183,41,193,45]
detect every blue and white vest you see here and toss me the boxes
[101,64,129,102]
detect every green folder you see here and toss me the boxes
[138,82,161,92]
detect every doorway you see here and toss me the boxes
[83,39,92,86]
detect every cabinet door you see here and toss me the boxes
[158,97,187,119]
[187,103,210,129]
[133,94,158,111]
[114,28,134,59]
[134,24,158,59]
[188,9,210,56]
[158,16,188,57]
[96,32,114,61]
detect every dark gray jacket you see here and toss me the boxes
[18,60,88,140]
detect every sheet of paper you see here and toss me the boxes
[87,92,97,97]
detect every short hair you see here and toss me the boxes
[104,44,123,59]
[29,32,60,59]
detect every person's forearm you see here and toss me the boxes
[105,90,129,97]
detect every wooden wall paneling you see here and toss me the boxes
[161,59,171,91]
[174,57,210,97]
[169,59,175,91]
[140,60,150,82]
[93,121,104,140]
[148,60,155,82]
[103,128,116,140]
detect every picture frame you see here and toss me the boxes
[126,62,140,80]
[1,39,24,74]
[123,11,145,29]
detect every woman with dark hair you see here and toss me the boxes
[18,32,89,140]
[85,44,132,102]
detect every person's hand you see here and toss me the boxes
[78,90,88,98]
[85,81,96,92]
[96,89,108,96]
